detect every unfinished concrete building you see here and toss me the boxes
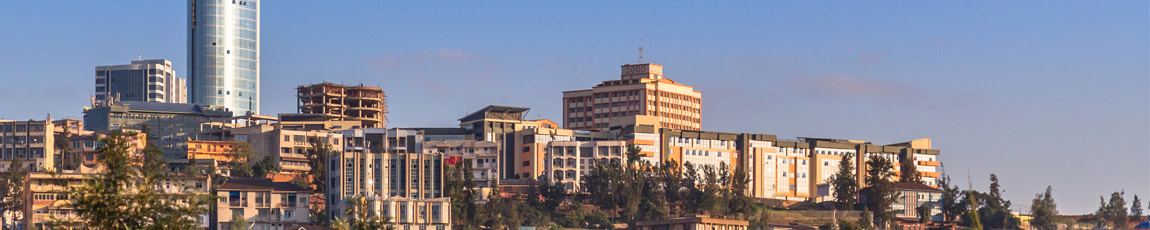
[296,82,387,128]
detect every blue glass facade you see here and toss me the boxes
[188,0,259,116]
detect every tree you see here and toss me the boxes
[445,160,478,229]
[250,156,281,178]
[830,153,859,209]
[1132,195,1144,221]
[333,196,394,230]
[230,211,249,230]
[1101,191,1129,228]
[965,190,983,230]
[979,174,1020,229]
[937,175,962,223]
[307,139,333,225]
[66,132,213,229]
[1030,186,1058,230]
[898,157,922,183]
[916,204,932,223]
[858,207,873,229]
[0,157,28,228]
[861,156,899,227]
[55,127,80,171]
[228,142,255,178]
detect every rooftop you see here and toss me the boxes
[218,178,309,192]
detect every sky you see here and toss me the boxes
[0,1,1146,214]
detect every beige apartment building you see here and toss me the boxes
[216,178,311,230]
[23,170,211,229]
[296,82,387,128]
[0,119,56,173]
[563,63,702,131]
[232,124,344,175]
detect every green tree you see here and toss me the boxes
[480,187,508,229]
[332,196,394,230]
[898,157,922,183]
[228,142,255,178]
[861,156,899,227]
[830,153,859,209]
[978,174,1020,229]
[937,175,962,223]
[445,160,478,229]
[66,132,213,229]
[307,139,333,225]
[1101,191,1129,228]
[965,190,983,230]
[230,211,249,230]
[55,127,80,171]
[0,157,27,228]
[1133,195,1144,221]
[858,207,873,229]
[1030,186,1058,230]
[916,204,932,223]
[250,156,281,178]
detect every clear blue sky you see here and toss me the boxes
[1,1,1146,214]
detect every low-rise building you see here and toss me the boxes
[634,215,749,230]
[543,140,625,192]
[216,178,311,230]
[23,172,211,229]
[187,140,241,174]
[891,182,943,222]
[83,100,232,159]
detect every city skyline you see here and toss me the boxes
[0,1,1146,215]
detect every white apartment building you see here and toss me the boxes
[543,141,626,192]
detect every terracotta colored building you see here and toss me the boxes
[563,63,702,131]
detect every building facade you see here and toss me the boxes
[95,59,186,104]
[0,119,55,173]
[634,215,749,230]
[188,0,261,115]
[216,178,311,230]
[563,63,702,131]
[83,101,233,159]
[543,140,625,192]
[423,140,499,188]
[296,82,387,128]
[231,124,343,175]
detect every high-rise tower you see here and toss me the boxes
[188,0,260,115]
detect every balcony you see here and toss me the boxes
[917,161,941,166]
[228,200,248,207]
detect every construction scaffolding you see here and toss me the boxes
[296,82,387,128]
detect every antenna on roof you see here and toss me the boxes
[637,38,645,63]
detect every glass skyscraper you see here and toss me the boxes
[188,0,260,116]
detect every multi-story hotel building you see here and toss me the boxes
[216,178,311,230]
[188,0,261,115]
[94,59,187,104]
[296,82,387,128]
[0,119,55,173]
[563,63,702,131]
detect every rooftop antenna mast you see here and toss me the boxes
[637,38,645,63]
